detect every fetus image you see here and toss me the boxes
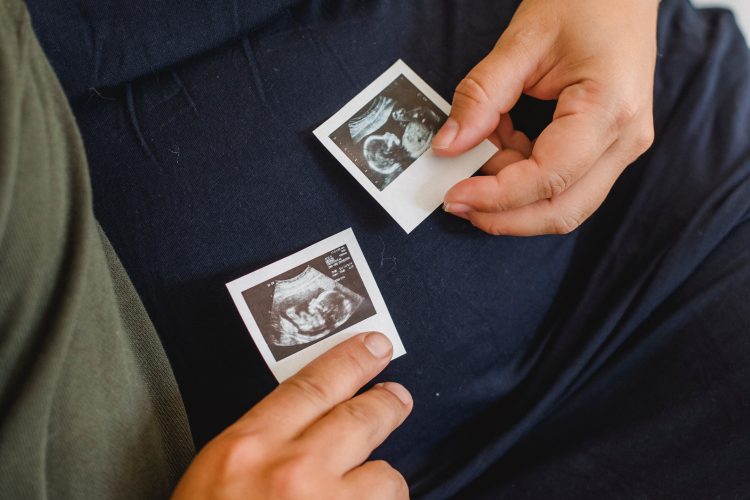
[330,75,447,190]
[243,246,377,361]
[270,267,363,345]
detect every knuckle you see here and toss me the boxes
[549,210,587,235]
[340,400,382,439]
[209,432,263,479]
[569,82,641,136]
[268,456,317,499]
[538,170,569,199]
[454,74,493,108]
[612,100,639,130]
[371,461,409,497]
[284,374,332,409]
[633,121,655,154]
[491,196,510,212]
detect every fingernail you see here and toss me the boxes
[380,382,413,406]
[432,117,459,150]
[364,332,392,358]
[443,202,473,214]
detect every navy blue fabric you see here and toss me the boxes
[24,0,302,100]
[26,0,750,497]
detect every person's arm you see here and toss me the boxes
[172,332,411,499]
[435,0,659,236]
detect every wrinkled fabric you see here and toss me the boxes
[26,0,750,497]
[24,0,303,100]
[0,1,194,498]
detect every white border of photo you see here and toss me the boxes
[314,60,498,234]
[226,228,405,382]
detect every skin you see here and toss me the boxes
[434,0,659,236]
[172,332,411,500]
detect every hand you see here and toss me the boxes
[434,0,658,236]
[172,333,412,499]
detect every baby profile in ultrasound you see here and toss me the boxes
[270,267,364,346]
[243,246,377,361]
[330,75,447,191]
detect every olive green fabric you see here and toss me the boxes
[0,0,195,498]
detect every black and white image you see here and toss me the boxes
[226,228,405,382]
[242,245,376,361]
[329,75,447,191]
[314,60,497,233]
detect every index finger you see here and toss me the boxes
[236,332,394,440]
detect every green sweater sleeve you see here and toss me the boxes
[0,1,195,498]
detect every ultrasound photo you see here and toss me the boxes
[242,245,376,361]
[329,75,447,191]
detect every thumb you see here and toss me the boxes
[432,33,539,156]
